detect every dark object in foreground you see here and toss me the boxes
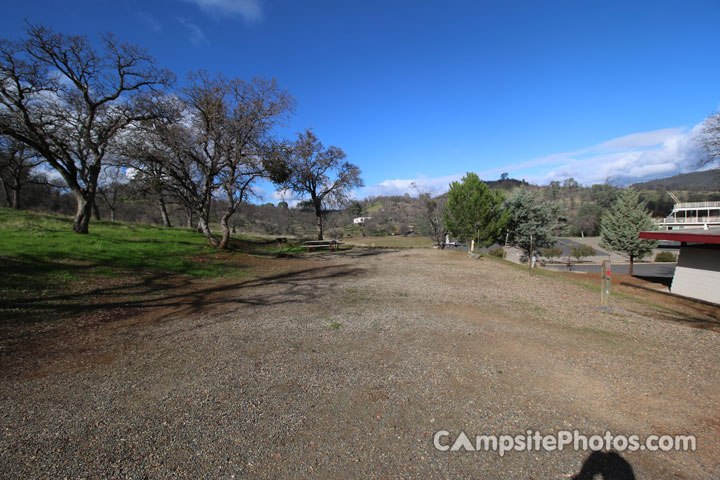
[572,451,635,480]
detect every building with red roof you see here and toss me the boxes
[639,227,720,304]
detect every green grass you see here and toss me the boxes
[0,209,301,313]
[0,209,250,277]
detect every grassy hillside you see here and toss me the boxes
[632,169,720,190]
[0,209,302,323]
[0,209,255,277]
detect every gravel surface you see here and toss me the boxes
[1,248,719,479]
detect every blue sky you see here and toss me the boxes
[1,0,719,201]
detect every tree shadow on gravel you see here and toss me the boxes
[2,264,365,322]
[1,262,368,378]
[572,451,636,480]
[652,311,720,332]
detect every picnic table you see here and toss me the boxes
[303,240,343,252]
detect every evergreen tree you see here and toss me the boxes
[443,173,508,248]
[599,188,658,275]
[504,188,563,257]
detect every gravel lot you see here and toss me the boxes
[1,248,719,479]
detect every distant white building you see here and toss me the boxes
[655,195,720,230]
[353,216,372,224]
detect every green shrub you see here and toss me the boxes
[542,246,563,261]
[570,245,596,263]
[654,251,677,262]
[487,247,505,258]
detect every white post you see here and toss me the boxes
[601,260,611,306]
[529,233,533,272]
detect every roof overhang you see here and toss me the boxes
[639,229,720,245]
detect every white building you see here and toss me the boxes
[353,216,372,224]
[639,227,720,304]
[655,197,720,230]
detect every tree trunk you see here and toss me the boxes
[315,214,323,240]
[110,208,116,222]
[10,170,22,209]
[72,193,92,234]
[219,211,232,249]
[186,208,193,228]
[314,201,324,240]
[158,195,172,227]
[629,255,634,276]
[0,179,10,207]
[92,201,101,220]
[12,186,20,210]
[197,214,220,247]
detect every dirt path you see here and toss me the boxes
[1,248,718,478]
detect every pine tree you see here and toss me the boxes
[504,188,563,257]
[599,189,658,275]
[443,172,508,248]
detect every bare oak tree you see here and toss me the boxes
[96,165,128,222]
[123,73,294,248]
[0,136,43,208]
[215,76,294,248]
[283,129,363,240]
[696,111,720,165]
[0,24,173,233]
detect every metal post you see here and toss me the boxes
[529,233,533,273]
[601,260,611,306]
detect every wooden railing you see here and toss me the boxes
[656,216,720,224]
[673,201,720,209]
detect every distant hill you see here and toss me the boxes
[483,178,531,190]
[632,169,720,190]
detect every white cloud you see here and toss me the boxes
[250,185,267,200]
[527,124,705,185]
[361,174,463,198]
[182,0,262,21]
[177,18,210,46]
[594,128,685,151]
[270,188,291,201]
[361,123,707,197]
[137,12,162,32]
[270,188,302,207]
